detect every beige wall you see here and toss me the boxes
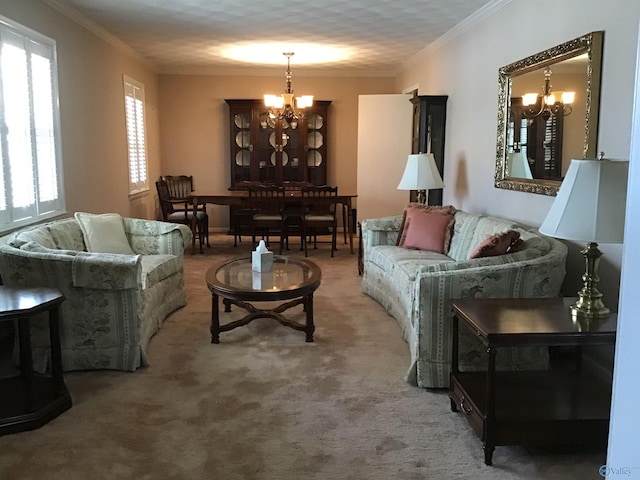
[158,74,395,228]
[0,0,160,221]
[395,0,640,310]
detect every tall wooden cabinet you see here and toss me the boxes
[226,99,331,189]
[409,95,447,206]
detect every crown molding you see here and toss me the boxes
[399,0,512,72]
[41,0,156,71]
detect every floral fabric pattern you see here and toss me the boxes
[361,210,568,388]
[0,216,193,372]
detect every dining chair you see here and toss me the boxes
[301,185,339,257]
[248,184,286,255]
[161,174,207,213]
[230,181,264,247]
[156,179,209,252]
[282,181,313,250]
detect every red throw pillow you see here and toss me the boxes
[399,210,455,253]
[397,204,457,246]
[470,230,521,259]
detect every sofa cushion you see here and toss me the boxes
[368,245,453,277]
[11,227,57,249]
[48,218,86,251]
[75,212,135,255]
[397,204,456,246]
[470,230,521,258]
[140,254,182,289]
[400,210,455,253]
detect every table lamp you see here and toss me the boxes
[539,154,629,322]
[508,151,533,179]
[397,153,444,204]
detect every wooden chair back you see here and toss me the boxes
[155,180,177,220]
[248,184,286,216]
[161,175,194,200]
[302,185,339,215]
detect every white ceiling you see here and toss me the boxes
[47,0,496,76]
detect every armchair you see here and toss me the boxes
[0,216,192,372]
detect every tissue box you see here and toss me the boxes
[252,271,274,290]
[252,251,274,272]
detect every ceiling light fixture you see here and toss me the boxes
[522,67,575,117]
[264,52,313,122]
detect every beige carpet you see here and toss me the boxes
[0,234,606,479]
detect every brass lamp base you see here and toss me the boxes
[571,242,611,324]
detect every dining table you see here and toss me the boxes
[187,190,357,255]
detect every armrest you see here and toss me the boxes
[0,246,140,291]
[361,215,403,253]
[71,252,141,290]
[416,250,567,302]
[123,218,193,255]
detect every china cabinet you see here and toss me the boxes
[226,99,331,189]
[409,95,447,205]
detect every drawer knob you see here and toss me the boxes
[460,395,473,415]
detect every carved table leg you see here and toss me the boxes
[210,293,220,344]
[304,294,315,342]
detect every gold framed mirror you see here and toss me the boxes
[495,31,604,196]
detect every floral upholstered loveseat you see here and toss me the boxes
[0,215,192,372]
[361,208,568,388]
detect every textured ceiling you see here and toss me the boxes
[49,0,495,76]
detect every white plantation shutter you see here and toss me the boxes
[124,76,148,194]
[0,17,64,230]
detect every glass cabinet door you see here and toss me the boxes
[231,110,252,185]
[226,99,330,189]
[305,111,326,185]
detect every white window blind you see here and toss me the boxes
[0,17,64,231]
[123,76,148,194]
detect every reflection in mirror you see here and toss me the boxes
[495,31,603,196]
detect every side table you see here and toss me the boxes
[449,297,615,465]
[0,286,71,435]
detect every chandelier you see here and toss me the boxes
[264,52,313,122]
[521,67,575,117]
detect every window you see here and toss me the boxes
[123,76,148,194]
[0,17,65,232]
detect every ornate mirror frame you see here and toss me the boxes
[495,31,604,196]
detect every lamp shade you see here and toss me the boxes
[539,158,629,243]
[397,153,444,191]
[508,151,533,179]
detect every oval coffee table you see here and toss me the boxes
[205,256,321,343]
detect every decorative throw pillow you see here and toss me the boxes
[397,203,457,246]
[470,230,521,259]
[399,210,455,253]
[74,212,135,255]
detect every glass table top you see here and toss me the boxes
[208,256,321,294]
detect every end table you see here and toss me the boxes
[0,286,71,435]
[449,297,615,465]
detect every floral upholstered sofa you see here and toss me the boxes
[361,207,568,388]
[0,214,192,372]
